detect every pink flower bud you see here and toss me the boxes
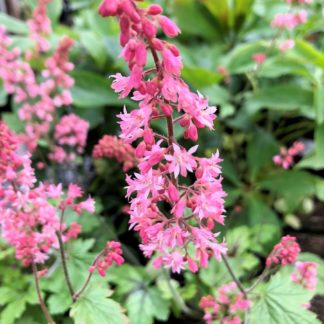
[147,4,163,15]
[161,103,173,116]
[98,0,119,17]
[143,18,158,39]
[143,128,154,145]
[168,182,179,202]
[158,15,181,38]
[135,141,146,158]
[187,257,198,272]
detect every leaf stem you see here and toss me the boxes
[245,268,270,294]
[32,262,55,324]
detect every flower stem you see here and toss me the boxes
[32,262,55,324]
[222,254,248,299]
[56,230,75,301]
[245,268,270,294]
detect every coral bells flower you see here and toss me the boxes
[0,123,95,265]
[266,235,301,267]
[271,10,308,30]
[252,52,266,65]
[200,282,251,324]
[100,0,227,272]
[27,0,52,54]
[89,241,124,277]
[291,261,318,290]
[49,114,89,164]
[273,141,304,169]
[279,39,295,52]
[93,135,137,171]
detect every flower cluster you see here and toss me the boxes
[0,122,94,266]
[271,0,311,52]
[291,261,318,290]
[99,0,227,272]
[266,235,301,267]
[27,0,52,55]
[199,282,251,324]
[273,141,304,169]
[93,135,137,171]
[49,113,89,164]
[89,241,124,277]
[0,9,74,152]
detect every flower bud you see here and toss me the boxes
[147,4,163,15]
[158,15,181,38]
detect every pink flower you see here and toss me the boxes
[273,141,304,169]
[266,235,301,267]
[252,52,266,65]
[279,39,295,52]
[291,261,318,290]
[158,15,181,38]
[101,0,226,273]
[78,198,96,214]
[89,241,124,277]
[165,144,198,178]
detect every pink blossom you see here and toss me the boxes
[279,39,295,52]
[266,235,301,267]
[77,198,96,214]
[100,0,227,272]
[273,141,304,169]
[89,241,124,277]
[291,261,318,290]
[252,52,266,65]
[93,135,137,171]
[200,282,251,324]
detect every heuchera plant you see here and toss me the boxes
[0,0,321,323]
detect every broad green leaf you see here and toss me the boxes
[245,194,280,226]
[247,128,279,180]
[0,13,28,34]
[182,67,220,88]
[70,284,128,324]
[250,273,319,324]
[259,56,312,79]
[314,80,324,124]
[227,41,266,73]
[245,84,313,115]
[0,299,26,324]
[315,178,324,202]
[125,289,154,324]
[0,287,18,305]
[79,31,106,68]
[48,291,72,315]
[2,113,24,133]
[259,170,316,210]
[293,39,324,68]
[315,123,324,163]
[172,0,221,41]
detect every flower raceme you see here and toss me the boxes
[99,0,227,273]
[291,261,318,290]
[273,140,304,169]
[266,235,301,267]
[199,282,251,324]
[93,135,137,171]
[0,122,95,266]
[0,2,75,153]
[49,113,90,164]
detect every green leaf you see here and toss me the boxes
[48,291,72,315]
[259,170,316,210]
[2,113,24,133]
[125,287,170,324]
[79,31,106,68]
[245,84,313,115]
[293,39,324,69]
[315,178,324,202]
[247,128,279,180]
[250,273,319,324]
[71,70,132,108]
[0,85,7,106]
[70,284,128,324]
[245,194,280,226]
[0,13,28,34]
[182,66,220,89]
[315,123,324,163]
[0,299,26,324]
[172,0,221,41]
[47,0,63,23]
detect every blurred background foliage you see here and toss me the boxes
[0,0,324,323]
